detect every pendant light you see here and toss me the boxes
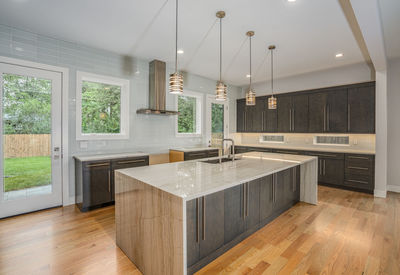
[245,31,256,106]
[169,0,183,94]
[215,11,227,101]
[268,45,277,109]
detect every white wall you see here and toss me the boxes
[387,57,400,192]
[0,25,241,204]
[241,62,373,97]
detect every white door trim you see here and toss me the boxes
[0,56,70,206]
[205,95,229,149]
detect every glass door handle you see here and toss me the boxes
[53,147,61,159]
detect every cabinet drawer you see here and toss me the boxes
[272,149,303,155]
[185,151,208,160]
[207,150,219,158]
[83,161,111,170]
[234,146,250,154]
[112,157,149,169]
[344,174,374,190]
[306,151,344,160]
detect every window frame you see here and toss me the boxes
[175,90,203,137]
[76,71,130,140]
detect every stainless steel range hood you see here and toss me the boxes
[136,60,180,116]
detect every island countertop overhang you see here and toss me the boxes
[116,152,317,201]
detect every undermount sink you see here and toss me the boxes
[201,157,240,164]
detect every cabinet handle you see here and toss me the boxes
[196,198,200,243]
[289,109,292,132]
[313,153,338,158]
[292,108,295,132]
[319,160,322,175]
[86,162,109,168]
[323,105,326,132]
[348,156,370,160]
[327,105,330,131]
[293,168,296,192]
[244,112,247,131]
[273,174,277,203]
[116,159,146,165]
[347,166,369,171]
[243,112,245,131]
[242,184,246,220]
[347,179,369,184]
[323,160,326,175]
[348,104,351,132]
[262,111,265,132]
[108,170,111,193]
[246,183,250,217]
[202,197,206,241]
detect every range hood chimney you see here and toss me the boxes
[137,60,180,115]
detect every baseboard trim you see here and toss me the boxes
[374,189,387,198]
[387,185,400,193]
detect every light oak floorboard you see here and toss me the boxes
[0,186,399,275]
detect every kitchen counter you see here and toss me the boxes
[73,152,149,162]
[236,143,375,155]
[118,152,317,201]
[115,152,318,275]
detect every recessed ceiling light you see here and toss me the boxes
[177,49,184,54]
[287,0,296,2]
[246,74,251,78]
[335,53,344,58]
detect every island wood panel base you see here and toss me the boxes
[115,172,184,275]
[149,153,170,165]
[300,160,318,205]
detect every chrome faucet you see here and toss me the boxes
[221,138,235,162]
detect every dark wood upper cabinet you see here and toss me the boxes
[237,82,375,134]
[236,99,245,132]
[292,94,309,132]
[348,84,375,133]
[277,95,292,132]
[326,88,348,133]
[308,92,327,133]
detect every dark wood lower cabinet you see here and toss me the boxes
[75,156,149,212]
[187,167,300,274]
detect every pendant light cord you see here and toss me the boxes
[271,48,273,95]
[175,0,178,73]
[249,36,252,88]
[219,17,222,82]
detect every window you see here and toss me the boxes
[176,91,203,136]
[76,71,129,140]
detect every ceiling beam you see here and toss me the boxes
[347,0,387,71]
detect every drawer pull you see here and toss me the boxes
[312,153,338,158]
[196,198,200,243]
[347,166,369,171]
[86,163,109,168]
[347,179,369,184]
[117,159,146,165]
[188,153,206,157]
[347,156,370,160]
[202,197,206,241]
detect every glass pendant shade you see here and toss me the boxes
[268,95,277,109]
[246,88,256,106]
[169,72,183,94]
[215,81,227,101]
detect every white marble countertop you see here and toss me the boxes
[117,152,317,201]
[74,152,149,162]
[236,143,375,155]
[169,147,219,152]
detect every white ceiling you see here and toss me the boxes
[379,0,400,60]
[0,0,380,86]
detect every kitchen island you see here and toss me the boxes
[115,152,318,275]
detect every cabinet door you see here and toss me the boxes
[348,85,375,133]
[292,94,309,132]
[253,97,266,132]
[184,151,208,160]
[327,89,348,133]
[274,170,287,211]
[244,105,254,132]
[82,162,112,208]
[224,185,244,244]
[286,166,300,205]
[237,100,246,132]
[199,191,225,259]
[265,106,278,132]
[277,95,292,132]
[244,179,260,230]
[186,199,200,267]
[308,92,327,133]
[259,175,274,222]
[319,158,344,185]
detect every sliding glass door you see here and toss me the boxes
[0,63,62,218]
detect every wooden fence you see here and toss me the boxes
[3,134,51,158]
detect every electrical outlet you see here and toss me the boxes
[353,139,358,145]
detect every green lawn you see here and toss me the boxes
[4,156,51,192]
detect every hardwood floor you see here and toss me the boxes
[0,186,399,275]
